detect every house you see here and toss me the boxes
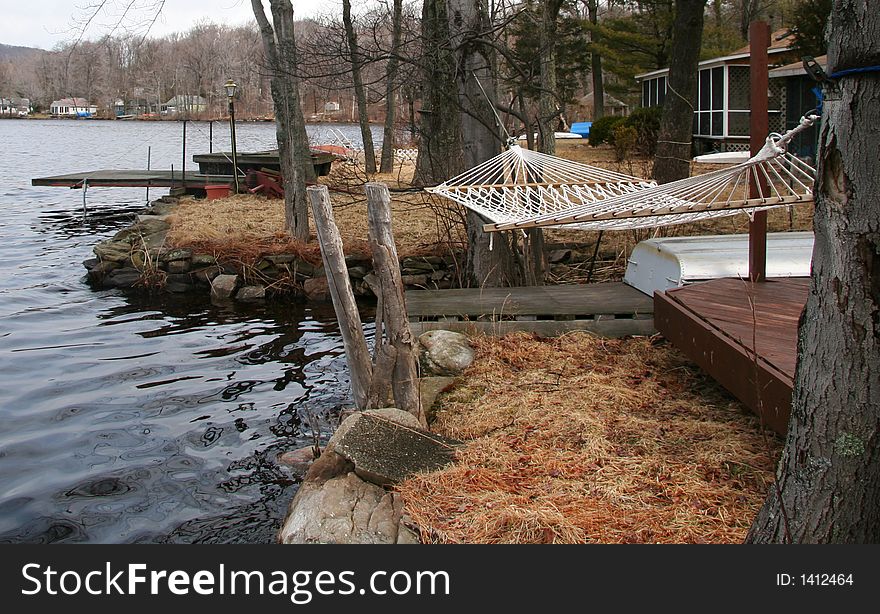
[49,98,98,117]
[635,30,816,155]
[0,97,30,116]
[768,55,826,160]
[161,94,208,116]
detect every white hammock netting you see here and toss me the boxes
[426,115,818,232]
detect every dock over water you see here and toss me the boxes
[406,283,654,337]
[32,170,232,190]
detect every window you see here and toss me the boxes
[641,76,667,108]
[727,65,749,137]
[695,66,725,137]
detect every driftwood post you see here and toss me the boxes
[307,185,373,410]
[364,183,425,426]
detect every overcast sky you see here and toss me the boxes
[4,0,329,50]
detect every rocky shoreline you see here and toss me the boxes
[82,194,482,544]
[83,195,463,302]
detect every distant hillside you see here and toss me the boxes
[0,43,43,62]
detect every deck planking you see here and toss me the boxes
[406,282,654,337]
[32,170,232,189]
[655,277,809,434]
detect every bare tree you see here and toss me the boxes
[746,0,880,543]
[379,0,404,173]
[251,0,316,241]
[342,0,378,173]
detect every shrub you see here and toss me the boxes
[588,116,627,146]
[624,107,662,156]
[612,125,638,161]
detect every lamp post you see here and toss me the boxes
[224,79,239,194]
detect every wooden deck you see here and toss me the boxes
[406,282,655,337]
[32,170,232,189]
[654,277,809,435]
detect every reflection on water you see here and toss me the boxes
[0,120,377,543]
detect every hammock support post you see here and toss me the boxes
[748,21,771,283]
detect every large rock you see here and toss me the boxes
[106,268,141,289]
[278,445,320,475]
[419,376,457,413]
[278,472,417,544]
[332,412,458,486]
[93,241,132,263]
[211,274,239,299]
[111,218,170,244]
[236,285,266,302]
[277,408,436,545]
[303,277,330,301]
[418,330,475,375]
[161,248,192,263]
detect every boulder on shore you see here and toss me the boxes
[277,408,450,544]
[418,330,475,376]
[211,274,239,300]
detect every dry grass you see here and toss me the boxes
[397,332,782,543]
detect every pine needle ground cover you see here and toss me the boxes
[398,333,782,543]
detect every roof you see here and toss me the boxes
[636,29,796,81]
[51,97,92,107]
[769,55,826,78]
[164,94,207,106]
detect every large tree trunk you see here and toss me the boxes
[529,0,563,286]
[587,0,604,121]
[252,0,315,241]
[448,0,522,287]
[379,0,404,174]
[537,0,563,155]
[652,0,706,184]
[746,2,880,543]
[342,0,377,174]
[414,0,463,186]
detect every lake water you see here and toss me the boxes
[0,119,381,543]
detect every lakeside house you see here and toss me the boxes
[161,94,208,116]
[0,97,30,117]
[635,30,819,158]
[49,97,98,118]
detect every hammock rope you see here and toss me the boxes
[426,114,819,232]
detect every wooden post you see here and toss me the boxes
[748,21,770,282]
[365,183,425,426]
[307,185,373,410]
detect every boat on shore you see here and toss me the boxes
[192,149,336,177]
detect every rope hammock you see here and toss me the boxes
[426,114,819,232]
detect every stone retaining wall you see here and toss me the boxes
[82,196,462,302]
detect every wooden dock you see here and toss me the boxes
[32,169,231,190]
[406,282,655,337]
[654,277,809,435]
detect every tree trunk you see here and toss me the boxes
[652,0,706,184]
[537,0,563,156]
[414,0,463,186]
[252,0,315,241]
[379,0,404,174]
[448,0,522,287]
[588,0,605,121]
[342,0,377,174]
[307,186,373,411]
[364,183,425,426]
[528,0,562,286]
[746,1,880,543]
